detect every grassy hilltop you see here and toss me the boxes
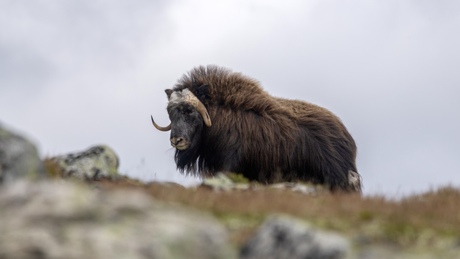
[94,175,460,257]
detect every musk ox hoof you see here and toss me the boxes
[348,170,362,193]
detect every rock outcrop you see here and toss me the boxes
[0,180,236,259]
[0,123,235,258]
[202,172,320,195]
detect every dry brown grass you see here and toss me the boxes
[93,177,460,249]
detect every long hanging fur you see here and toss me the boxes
[171,65,360,192]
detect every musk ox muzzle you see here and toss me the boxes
[170,136,188,150]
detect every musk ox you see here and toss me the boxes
[152,65,361,192]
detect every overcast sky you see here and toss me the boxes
[1,0,459,197]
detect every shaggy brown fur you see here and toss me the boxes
[168,65,361,192]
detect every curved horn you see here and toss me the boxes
[151,115,171,131]
[194,100,212,127]
[185,95,212,127]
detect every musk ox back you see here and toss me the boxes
[152,65,361,192]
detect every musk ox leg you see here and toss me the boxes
[348,170,362,193]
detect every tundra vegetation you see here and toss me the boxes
[94,175,460,257]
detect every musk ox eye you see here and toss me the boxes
[181,108,193,115]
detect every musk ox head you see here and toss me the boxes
[151,88,211,151]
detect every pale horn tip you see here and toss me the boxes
[151,115,171,131]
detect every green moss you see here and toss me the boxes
[383,222,419,243]
[43,158,64,178]
[225,173,250,184]
[359,211,375,221]
[212,211,264,228]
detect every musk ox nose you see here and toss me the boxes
[170,137,189,150]
[170,137,184,147]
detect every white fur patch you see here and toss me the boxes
[169,89,194,105]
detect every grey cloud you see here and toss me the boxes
[1,0,459,197]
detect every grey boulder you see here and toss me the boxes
[0,123,45,183]
[240,215,350,259]
[48,145,119,179]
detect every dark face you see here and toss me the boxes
[167,102,204,151]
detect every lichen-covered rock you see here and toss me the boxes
[202,173,251,191]
[0,180,236,259]
[240,215,350,259]
[47,145,119,180]
[0,123,45,183]
[268,182,318,195]
[202,173,321,195]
